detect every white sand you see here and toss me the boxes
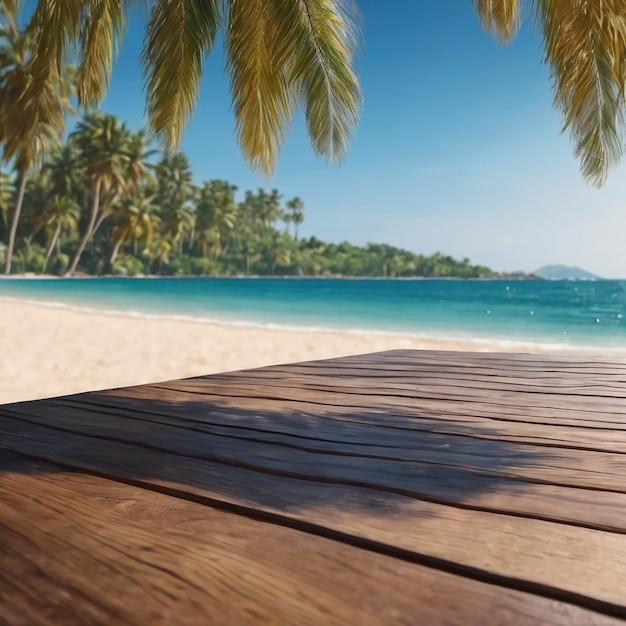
[1,299,622,405]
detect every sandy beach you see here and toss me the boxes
[1,299,623,405]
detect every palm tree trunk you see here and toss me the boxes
[4,171,27,275]
[92,211,109,237]
[42,221,62,273]
[109,232,127,265]
[66,179,101,276]
[222,234,231,259]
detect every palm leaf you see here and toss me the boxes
[536,0,626,186]
[10,0,83,158]
[0,1,18,25]
[472,0,521,44]
[226,0,362,174]
[297,0,361,164]
[25,0,82,87]
[77,0,127,106]
[142,0,220,150]
[226,0,298,175]
[1,63,61,169]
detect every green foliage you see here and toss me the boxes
[1,110,510,279]
[112,254,144,277]
[14,241,46,273]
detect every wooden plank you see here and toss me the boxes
[3,349,626,621]
[340,349,626,366]
[122,377,626,446]
[16,398,626,495]
[266,351,626,378]
[8,384,626,497]
[216,366,626,396]
[142,381,626,425]
[166,372,626,411]
[4,450,621,626]
[129,366,626,421]
[16,393,626,476]
[4,400,626,510]
[99,378,626,442]
[2,416,626,616]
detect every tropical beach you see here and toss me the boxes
[0,299,479,404]
[2,274,624,404]
[5,2,626,624]
[0,298,620,406]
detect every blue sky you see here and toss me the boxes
[100,2,626,278]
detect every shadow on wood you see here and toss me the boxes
[1,350,626,624]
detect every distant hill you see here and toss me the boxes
[534,265,602,280]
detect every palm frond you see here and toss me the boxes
[0,0,18,26]
[77,0,127,106]
[267,0,361,170]
[26,0,82,87]
[142,0,220,150]
[1,66,61,170]
[225,0,362,174]
[226,0,301,175]
[9,0,83,159]
[472,0,521,44]
[537,0,626,186]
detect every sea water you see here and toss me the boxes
[0,277,624,351]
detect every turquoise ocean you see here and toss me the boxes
[1,277,625,352]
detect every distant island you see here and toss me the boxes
[534,265,602,280]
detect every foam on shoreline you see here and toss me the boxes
[2,295,625,357]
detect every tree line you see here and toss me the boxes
[0,112,503,278]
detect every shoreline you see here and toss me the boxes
[2,299,625,406]
[3,273,618,281]
[3,294,625,355]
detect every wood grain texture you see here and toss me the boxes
[5,450,621,626]
[1,349,626,624]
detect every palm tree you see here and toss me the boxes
[263,189,283,227]
[0,9,70,273]
[165,203,195,257]
[155,153,195,255]
[285,197,304,240]
[22,169,52,245]
[45,143,83,200]
[41,195,80,272]
[195,180,238,260]
[125,130,155,191]
[473,1,626,186]
[106,129,156,264]
[23,0,361,176]
[0,170,13,236]
[109,190,160,264]
[242,188,283,228]
[148,236,173,273]
[65,112,132,275]
[268,233,294,276]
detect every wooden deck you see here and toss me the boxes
[1,349,626,625]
